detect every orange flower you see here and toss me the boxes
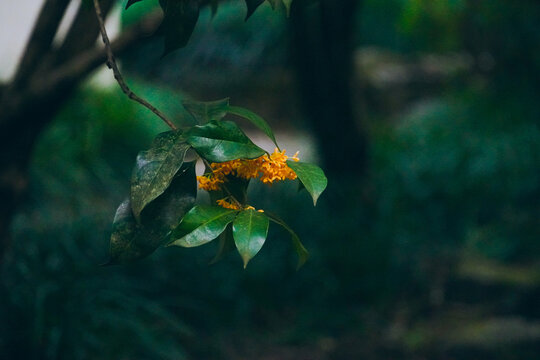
[235,158,263,179]
[198,148,300,191]
[216,198,241,210]
[197,173,225,191]
[259,148,298,184]
[211,161,238,176]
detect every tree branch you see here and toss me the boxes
[38,10,163,95]
[92,0,177,130]
[1,10,162,130]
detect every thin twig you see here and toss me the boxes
[92,0,177,130]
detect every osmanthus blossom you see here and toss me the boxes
[197,148,300,209]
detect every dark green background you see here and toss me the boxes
[1,0,539,359]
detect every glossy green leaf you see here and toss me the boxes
[131,130,190,222]
[233,210,269,268]
[287,160,327,206]
[169,206,237,247]
[185,120,266,162]
[206,178,243,264]
[183,98,229,124]
[245,0,265,19]
[109,164,197,264]
[157,0,200,56]
[266,212,309,269]
[227,105,279,148]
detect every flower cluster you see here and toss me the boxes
[197,148,299,192]
[196,173,224,191]
[216,198,241,210]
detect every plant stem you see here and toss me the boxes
[92,0,177,130]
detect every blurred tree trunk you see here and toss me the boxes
[290,0,366,176]
[0,0,72,263]
[0,0,161,262]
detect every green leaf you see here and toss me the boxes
[131,130,190,222]
[245,0,265,19]
[227,105,279,148]
[125,0,146,9]
[109,199,142,264]
[286,161,327,206]
[183,98,229,124]
[140,163,197,235]
[157,0,200,56]
[185,120,266,162]
[233,210,269,268]
[266,212,309,269]
[169,206,237,247]
[206,172,245,263]
[109,164,197,264]
[206,176,250,262]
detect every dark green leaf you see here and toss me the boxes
[169,206,237,247]
[287,160,327,206]
[183,98,229,124]
[131,130,190,222]
[109,164,197,264]
[227,105,279,148]
[140,163,197,235]
[186,120,266,162]
[109,199,142,264]
[233,210,269,268]
[266,212,309,269]
[125,0,146,9]
[157,0,200,56]
[245,0,265,19]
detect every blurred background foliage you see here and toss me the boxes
[1,0,539,359]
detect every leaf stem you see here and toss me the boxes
[92,0,177,130]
